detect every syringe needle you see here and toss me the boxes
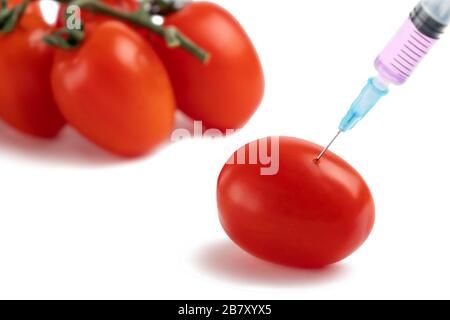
[315,131,342,162]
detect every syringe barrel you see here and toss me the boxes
[375,0,450,85]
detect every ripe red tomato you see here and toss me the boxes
[217,137,375,268]
[51,21,175,156]
[151,2,265,131]
[0,1,65,137]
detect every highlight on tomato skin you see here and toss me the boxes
[217,137,375,269]
[150,1,265,131]
[8,0,46,22]
[0,0,66,138]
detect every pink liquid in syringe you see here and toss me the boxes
[375,18,437,85]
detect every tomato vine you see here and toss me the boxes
[1,0,210,63]
[0,0,29,32]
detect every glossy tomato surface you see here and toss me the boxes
[51,21,175,156]
[0,1,65,137]
[151,2,265,131]
[217,137,375,268]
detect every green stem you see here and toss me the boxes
[67,0,209,63]
[0,0,30,33]
[44,28,85,49]
[14,0,29,20]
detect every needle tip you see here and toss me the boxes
[315,131,342,162]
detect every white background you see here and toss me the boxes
[1,0,450,300]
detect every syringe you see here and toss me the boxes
[316,0,450,161]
